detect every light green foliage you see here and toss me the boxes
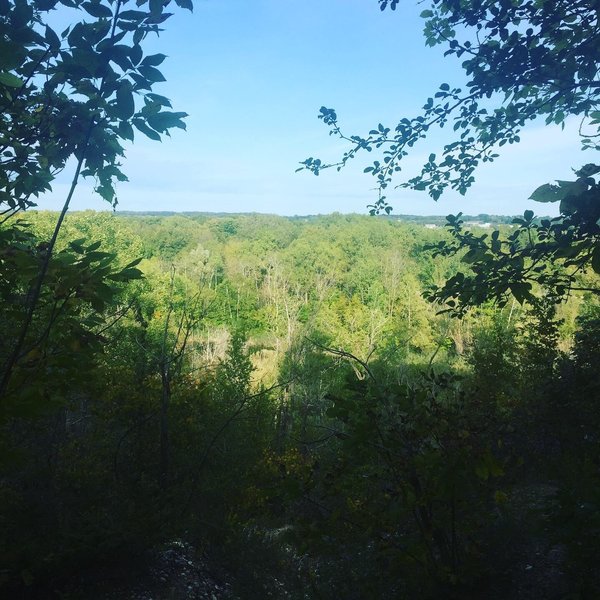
[29,210,145,265]
[135,215,200,259]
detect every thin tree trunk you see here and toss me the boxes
[0,137,90,400]
[159,364,171,489]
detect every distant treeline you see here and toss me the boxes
[112,210,521,225]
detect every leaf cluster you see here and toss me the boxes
[300,0,600,214]
[425,164,600,315]
[0,220,142,417]
[0,0,191,212]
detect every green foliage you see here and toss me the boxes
[547,304,600,595]
[269,364,507,597]
[1,8,599,598]
[1,211,599,597]
[0,0,191,212]
[0,0,202,593]
[302,0,600,207]
[0,220,142,420]
[300,0,600,311]
[425,168,599,314]
[0,0,193,407]
[466,311,519,407]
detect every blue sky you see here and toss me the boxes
[40,0,595,216]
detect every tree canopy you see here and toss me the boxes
[302,0,600,203]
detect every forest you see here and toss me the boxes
[1,0,600,598]
[1,210,599,598]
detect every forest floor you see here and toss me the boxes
[63,540,237,600]
[487,482,570,600]
[61,483,571,599]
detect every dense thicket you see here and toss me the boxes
[1,211,598,599]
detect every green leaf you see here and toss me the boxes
[129,44,143,66]
[116,81,135,120]
[137,65,166,83]
[175,0,194,10]
[123,257,143,269]
[11,0,33,27]
[0,72,23,87]
[0,40,26,70]
[133,119,161,141]
[106,45,132,71]
[82,1,112,18]
[118,120,134,141]
[147,111,187,132]
[129,73,152,90]
[554,244,581,259]
[575,163,600,178]
[44,25,61,50]
[591,244,600,275]
[530,179,587,203]
[461,248,488,264]
[509,282,532,304]
[146,93,172,107]
[86,240,102,252]
[529,183,562,203]
[118,9,147,21]
[90,296,105,312]
[121,267,143,279]
[69,239,87,254]
[133,27,144,46]
[150,0,163,14]
[142,53,167,67]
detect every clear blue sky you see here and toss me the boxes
[41,0,595,216]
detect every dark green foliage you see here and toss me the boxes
[425,171,599,314]
[548,305,600,596]
[303,0,600,206]
[312,368,505,595]
[0,0,191,214]
[0,221,142,420]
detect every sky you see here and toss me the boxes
[39,0,596,217]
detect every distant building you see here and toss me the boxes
[424,223,438,229]
[464,221,492,228]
